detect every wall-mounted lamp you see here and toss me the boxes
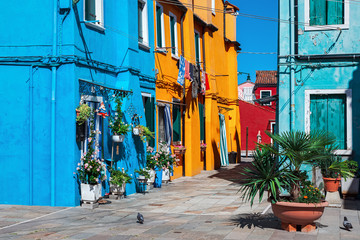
[237,72,251,82]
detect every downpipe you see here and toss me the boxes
[290,0,295,130]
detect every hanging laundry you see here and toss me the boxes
[200,70,206,95]
[189,63,194,82]
[177,56,185,86]
[205,73,210,90]
[184,59,190,80]
[191,65,201,98]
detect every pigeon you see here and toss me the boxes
[137,212,144,224]
[343,216,353,231]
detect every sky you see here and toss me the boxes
[232,0,278,84]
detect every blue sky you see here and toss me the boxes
[232,0,278,84]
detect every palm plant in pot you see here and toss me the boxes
[341,160,360,198]
[239,130,335,232]
[109,97,130,142]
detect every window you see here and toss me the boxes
[305,0,349,30]
[172,100,181,142]
[211,0,215,15]
[305,89,352,154]
[243,87,254,102]
[260,90,271,105]
[169,12,178,57]
[138,0,149,47]
[194,31,201,64]
[84,0,104,29]
[158,106,165,143]
[142,93,155,147]
[156,4,165,48]
[199,102,205,141]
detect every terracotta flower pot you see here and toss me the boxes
[272,201,328,226]
[323,177,340,192]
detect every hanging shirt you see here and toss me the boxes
[205,73,210,90]
[200,70,206,95]
[177,56,185,86]
[189,63,194,82]
[184,59,190,80]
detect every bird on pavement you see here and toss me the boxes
[137,212,144,224]
[343,216,353,231]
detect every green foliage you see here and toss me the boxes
[76,113,106,184]
[109,97,130,135]
[347,160,360,178]
[298,182,323,203]
[146,146,157,170]
[76,103,91,125]
[135,168,151,179]
[146,143,178,172]
[137,125,155,143]
[239,146,298,206]
[314,153,354,180]
[109,168,132,186]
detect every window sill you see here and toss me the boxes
[304,24,349,31]
[171,54,180,60]
[155,47,168,55]
[84,22,105,32]
[335,149,352,156]
[138,42,151,51]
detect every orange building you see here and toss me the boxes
[153,0,241,179]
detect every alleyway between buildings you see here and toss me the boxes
[0,161,359,240]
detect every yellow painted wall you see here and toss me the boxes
[154,0,241,179]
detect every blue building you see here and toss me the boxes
[0,0,156,206]
[278,0,360,171]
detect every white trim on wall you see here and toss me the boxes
[169,11,178,58]
[194,30,201,63]
[260,90,272,106]
[138,0,149,47]
[304,89,352,155]
[155,3,165,49]
[83,0,105,31]
[304,0,349,31]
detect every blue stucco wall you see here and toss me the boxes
[0,0,155,206]
[278,0,360,174]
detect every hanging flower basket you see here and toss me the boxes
[173,146,186,155]
[200,143,207,152]
[112,134,125,143]
[133,126,142,136]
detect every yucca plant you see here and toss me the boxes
[239,145,298,206]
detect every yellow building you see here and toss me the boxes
[153,0,241,179]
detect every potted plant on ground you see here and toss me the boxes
[76,115,106,203]
[109,97,130,142]
[239,130,336,232]
[109,168,132,196]
[146,146,157,186]
[341,160,360,198]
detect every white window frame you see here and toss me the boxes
[211,0,216,15]
[155,3,165,49]
[194,30,201,64]
[138,0,150,49]
[83,0,105,31]
[304,0,349,31]
[169,11,179,58]
[304,89,352,155]
[260,90,272,106]
[270,121,276,144]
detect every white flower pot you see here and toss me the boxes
[148,170,155,183]
[341,177,359,197]
[81,183,102,202]
[110,183,126,194]
[133,127,140,135]
[162,168,170,181]
[138,175,146,180]
[112,135,125,142]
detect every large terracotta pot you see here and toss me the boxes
[272,201,329,225]
[323,177,340,192]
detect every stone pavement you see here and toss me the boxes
[0,163,359,240]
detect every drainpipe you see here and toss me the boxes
[51,0,58,207]
[289,0,295,130]
[180,11,186,176]
[29,66,34,205]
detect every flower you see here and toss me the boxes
[304,196,308,199]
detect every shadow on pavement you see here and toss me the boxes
[208,162,253,185]
[342,199,360,210]
[230,213,281,230]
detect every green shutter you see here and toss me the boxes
[195,32,200,63]
[327,0,344,25]
[170,16,175,54]
[199,103,205,141]
[172,104,181,142]
[310,0,326,26]
[310,94,346,149]
[145,96,155,147]
[156,6,162,47]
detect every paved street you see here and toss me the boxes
[0,162,359,240]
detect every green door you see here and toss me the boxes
[199,102,204,141]
[144,96,155,147]
[173,104,181,142]
[310,94,346,149]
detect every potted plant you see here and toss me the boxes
[135,168,151,180]
[109,168,132,196]
[146,146,157,184]
[76,103,91,125]
[239,130,335,232]
[200,142,207,152]
[173,141,186,155]
[314,152,354,192]
[109,97,130,142]
[341,160,359,198]
[76,115,106,203]
[137,125,155,143]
